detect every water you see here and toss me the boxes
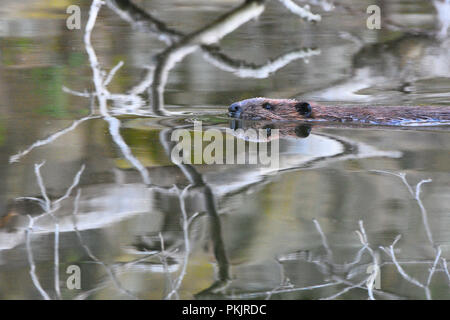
[0,0,449,300]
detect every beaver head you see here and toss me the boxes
[228,98,313,121]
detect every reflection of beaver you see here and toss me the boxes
[229,98,450,126]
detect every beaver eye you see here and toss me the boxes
[295,102,312,117]
[262,103,274,110]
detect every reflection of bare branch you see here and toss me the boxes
[11,1,151,190]
[85,0,109,116]
[105,0,183,45]
[53,165,86,207]
[64,0,321,117]
[165,185,193,300]
[264,260,293,300]
[356,221,379,300]
[74,236,166,300]
[383,235,441,299]
[442,258,450,285]
[105,0,320,113]
[313,218,333,261]
[151,1,266,114]
[158,232,177,299]
[84,1,152,184]
[415,179,434,245]
[380,236,440,300]
[74,282,109,300]
[128,66,155,96]
[371,171,434,245]
[321,278,367,300]
[9,115,98,163]
[159,127,231,297]
[278,0,321,22]
[230,281,340,299]
[105,116,151,184]
[104,61,124,86]
[312,219,381,299]
[261,219,404,300]
[72,189,138,300]
[107,0,316,78]
[427,247,442,287]
[24,162,85,300]
[372,171,448,300]
[224,216,403,300]
[62,86,91,98]
[202,47,321,79]
[26,216,51,300]
[49,209,61,298]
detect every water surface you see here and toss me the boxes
[0,0,449,299]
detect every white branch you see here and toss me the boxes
[321,278,368,300]
[104,61,124,86]
[71,189,138,299]
[415,179,433,245]
[26,216,51,300]
[356,221,379,300]
[278,0,322,22]
[105,116,151,185]
[426,246,442,287]
[313,219,333,261]
[85,0,109,116]
[166,185,193,299]
[9,116,97,163]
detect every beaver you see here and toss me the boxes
[228,98,450,126]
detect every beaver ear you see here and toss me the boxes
[295,102,312,117]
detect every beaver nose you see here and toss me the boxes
[228,103,243,118]
[229,103,242,113]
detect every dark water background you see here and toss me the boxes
[0,0,449,299]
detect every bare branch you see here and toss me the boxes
[313,219,333,261]
[26,216,51,300]
[71,189,138,299]
[9,116,97,163]
[278,0,322,22]
[104,61,124,86]
[165,185,193,300]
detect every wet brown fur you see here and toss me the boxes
[230,98,450,125]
